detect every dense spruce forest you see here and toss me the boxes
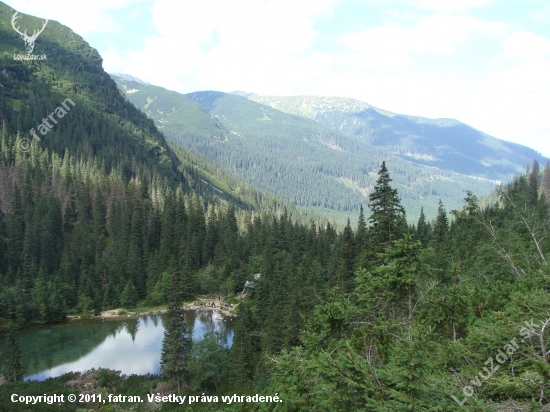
[1,3,550,411]
[0,150,549,410]
[0,118,329,327]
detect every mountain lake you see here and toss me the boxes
[0,310,233,381]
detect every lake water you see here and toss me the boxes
[0,310,233,381]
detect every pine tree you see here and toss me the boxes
[341,219,355,292]
[420,266,470,341]
[231,303,255,387]
[203,206,219,263]
[7,184,24,277]
[221,206,239,259]
[451,190,482,262]
[120,280,138,308]
[41,195,64,274]
[367,162,405,254]
[0,200,7,275]
[92,187,106,237]
[3,329,24,382]
[379,325,437,410]
[356,204,367,250]
[160,273,192,391]
[0,122,9,165]
[432,200,449,265]
[159,193,176,262]
[356,233,422,335]
[416,207,429,247]
[179,265,194,301]
[63,194,76,234]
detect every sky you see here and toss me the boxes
[6,0,550,157]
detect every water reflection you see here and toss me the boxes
[0,310,232,381]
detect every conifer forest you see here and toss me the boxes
[1,1,550,411]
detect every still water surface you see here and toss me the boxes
[0,310,232,381]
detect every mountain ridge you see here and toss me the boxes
[249,95,547,179]
[111,75,503,220]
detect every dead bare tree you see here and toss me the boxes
[500,190,548,267]
[474,185,548,278]
[475,214,526,278]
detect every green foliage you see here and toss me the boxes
[542,161,550,204]
[188,332,230,392]
[120,281,138,309]
[1,6,550,410]
[149,272,171,305]
[378,325,440,410]
[415,206,431,247]
[3,329,24,382]
[367,161,406,254]
[247,162,550,411]
[160,273,192,391]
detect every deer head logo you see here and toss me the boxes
[11,12,48,54]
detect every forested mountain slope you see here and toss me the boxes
[1,5,550,408]
[225,163,550,411]
[1,3,279,214]
[2,160,549,411]
[0,2,321,329]
[112,76,499,220]
[250,95,548,180]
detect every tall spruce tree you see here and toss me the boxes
[7,185,24,277]
[340,219,355,292]
[432,200,449,256]
[367,162,405,254]
[120,280,138,308]
[3,329,24,382]
[357,234,422,334]
[231,302,255,387]
[416,207,429,247]
[160,273,192,391]
[356,204,367,250]
[0,200,7,276]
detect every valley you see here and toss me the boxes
[112,76,534,221]
[0,2,549,411]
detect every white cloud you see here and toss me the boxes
[7,0,138,35]
[503,31,550,59]
[411,0,493,13]
[7,0,550,157]
[339,14,506,70]
[532,4,550,25]
[106,0,339,93]
[463,58,550,150]
[101,47,129,71]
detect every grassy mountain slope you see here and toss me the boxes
[113,78,227,139]
[112,76,499,220]
[250,95,548,180]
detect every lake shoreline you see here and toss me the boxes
[68,300,237,323]
[1,295,239,333]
